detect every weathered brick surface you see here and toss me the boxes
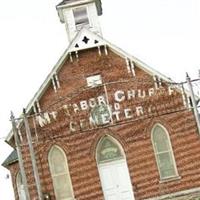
[7,48,200,200]
[9,162,20,200]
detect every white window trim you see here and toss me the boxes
[151,123,179,181]
[86,74,102,88]
[48,145,75,200]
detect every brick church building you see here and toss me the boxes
[3,0,200,200]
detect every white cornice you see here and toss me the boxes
[57,0,95,9]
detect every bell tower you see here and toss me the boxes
[56,0,103,42]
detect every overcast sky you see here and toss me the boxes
[0,0,200,199]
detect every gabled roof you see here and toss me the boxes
[5,28,174,143]
[2,150,18,168]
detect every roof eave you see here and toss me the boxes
[56,0,94,9]
[2,150,18,168]
[2,159,18,168]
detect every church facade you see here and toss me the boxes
[3,1,200,200]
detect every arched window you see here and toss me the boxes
[96,135,124,164]
[48,146,74,200]
[16,172,26,200]
[151,124,178,179]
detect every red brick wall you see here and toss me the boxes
[8,162,20,200]
[7,47,200,200]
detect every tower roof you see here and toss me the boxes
[56,0,102,16]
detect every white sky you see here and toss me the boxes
[0,0,200,199]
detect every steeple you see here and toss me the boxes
[56,0,103,42]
